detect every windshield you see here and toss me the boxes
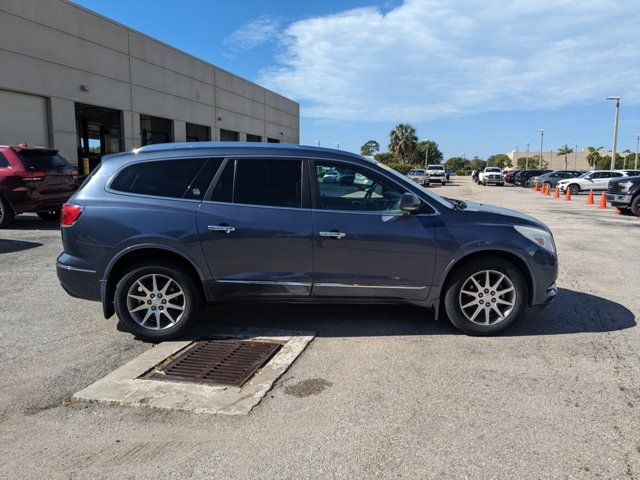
[377,162,452,208]
[18,151,70,170]
[408,170,424,175]
[577,172,591,179]
[427,166,444,170]
[485,168,501,172]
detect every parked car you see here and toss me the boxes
[425,164,447,185]
[407,169,429,186]
[0,143,79,227]
[57,142,558,341]
[557,170,636,195]
[504,170,520,184]
[478,167,504,186]
[532,170,584,189]
[514,170,551,187]
[607,174,640,215]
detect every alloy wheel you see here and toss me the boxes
[126,273,186,330]
[458,270,516,326]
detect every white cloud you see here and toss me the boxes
[225,16,282,49]
[258,0,640,121]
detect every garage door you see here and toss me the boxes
[0,90,49,147]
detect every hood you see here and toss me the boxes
[460,200,549,230]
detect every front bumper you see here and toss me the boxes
[606,193,632,205]
[428,176,446,183]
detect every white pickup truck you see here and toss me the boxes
[478,167,504,186]
[425,165,447,185]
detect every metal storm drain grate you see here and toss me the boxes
[147,339,282,387]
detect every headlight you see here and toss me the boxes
[514,225,556,254]
[619,181,633,193]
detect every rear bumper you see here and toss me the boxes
[56,256,101,301]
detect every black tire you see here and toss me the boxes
[568,184,580,195]
[443,256,528,335]
[114,261,202,341]
[37,209,61,221]
[630,195,640,216]
[0,196,15,228]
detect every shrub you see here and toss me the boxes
[384,162,413,175]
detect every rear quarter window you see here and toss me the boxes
[0,152,10,168]
[110,158,222,199]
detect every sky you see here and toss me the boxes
[75,0,640,160]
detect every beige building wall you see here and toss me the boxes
[506,150,600,171]
[0,0,300,165]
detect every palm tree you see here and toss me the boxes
[585,146,603,170]
[557,145,574,170]
[388,123,418,163]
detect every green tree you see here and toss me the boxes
[409,140,443,165]
[598,153,623,170]
[360,140,380,157]
[373,152,395,164]
[388,123,418,163]
[557,145,574,170]
[486,153,512,169]
[585,146,603,169]
[469,156,486,172]
[444,156,469,173]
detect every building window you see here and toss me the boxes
[246,134,262,142]
[186,123,211,142]
[267,138,280,143]
[220,129,239,141]
[140,115,173,146]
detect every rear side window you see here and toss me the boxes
[18,151,69,170]
[234,159,302,208]
[111,158,221,199]
[0,152,9,168]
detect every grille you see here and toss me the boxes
[146,339,282,387]
[607,183,620,194]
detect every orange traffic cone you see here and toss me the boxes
[544,184,551,196]
[553,186,560,198]
[598,192,607,209]
[586,189,594,205]
[540,182,547,194]
[533,179,538,191]
[564,187,571,201]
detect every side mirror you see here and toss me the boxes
[400,192,421,213]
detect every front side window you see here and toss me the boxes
[314,161,404,213]
[111,158,221,199]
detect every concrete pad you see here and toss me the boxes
[72,327,315,415]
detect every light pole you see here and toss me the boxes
[334,143,340,150]
[536,129,544,169]
[514,145,518,169]
[607,96,620,170]
[525,142,530,170]
[635,134,640,170]
[573,143,578,169]
[314,140,320,147]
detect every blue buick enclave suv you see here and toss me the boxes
[57,142,558,340]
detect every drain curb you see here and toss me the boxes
[72,327,315,415]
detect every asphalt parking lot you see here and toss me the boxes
[1,176,639,479]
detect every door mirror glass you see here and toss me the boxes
[400,192,421,213]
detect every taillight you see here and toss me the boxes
[71,169,79,179]
[19,171,46,181]
[60,204,83,227]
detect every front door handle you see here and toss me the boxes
[319,230,346,239]
[208,224,236,234]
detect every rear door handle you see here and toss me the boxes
[208,224,236,234]
[319,230,346,239]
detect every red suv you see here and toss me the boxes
[0,143,79,227]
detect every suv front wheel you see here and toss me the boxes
[114,262,201,341]
[443,257,527,335]
[0,196,15,228]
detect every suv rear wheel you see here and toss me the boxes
[114,262,202,341]
[0,196,15,228]
[443,257,527,335]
